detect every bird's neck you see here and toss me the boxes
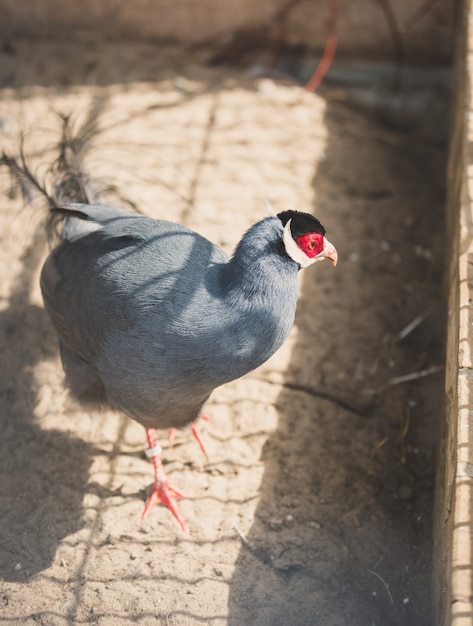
[223,247,277,294]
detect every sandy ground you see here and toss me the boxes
[0,42,448,625]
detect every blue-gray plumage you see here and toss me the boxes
[2,109,337,531]
[40,204,337,530]
[41,205,305,427]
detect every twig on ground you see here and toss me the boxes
[389,365,443,385]
[375,436,388,450]
[397,311,430,341]
[232,520,274,568]
[363,364,443,396]
[232,520,250,547]
[369,568,394,604]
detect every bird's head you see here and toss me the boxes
[277,210,338,269]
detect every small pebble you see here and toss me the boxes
[307,521,321,529]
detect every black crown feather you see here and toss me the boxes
[277,210,325,237]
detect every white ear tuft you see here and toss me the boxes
[283,219,312,268]
[262,197,276,216]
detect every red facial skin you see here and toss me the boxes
[295,232,325,258]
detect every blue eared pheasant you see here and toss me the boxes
[2,112,337,531]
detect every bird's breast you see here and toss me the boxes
[194,297,296,386]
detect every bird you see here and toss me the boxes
[2,107,337,531]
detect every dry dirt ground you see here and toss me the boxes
[0,42,449,625]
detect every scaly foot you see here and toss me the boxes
[142,428,189,532]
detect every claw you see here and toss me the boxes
[142,482,189,532]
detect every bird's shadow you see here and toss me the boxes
[0,226,94,582]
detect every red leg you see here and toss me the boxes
[142,428,189,532]
[191,412,211,460]
[191,422,208,460]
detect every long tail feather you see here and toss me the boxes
[1,98,142,244]
[51,98,106,206]
[1,144,53,207]
[1,99,109,242]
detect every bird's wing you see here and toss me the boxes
[41,205,226,366]
[54,202,135,222]
[52,203,143,242]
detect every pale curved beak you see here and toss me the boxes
[322,237,338,267]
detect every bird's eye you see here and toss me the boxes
[295,232,323,258]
